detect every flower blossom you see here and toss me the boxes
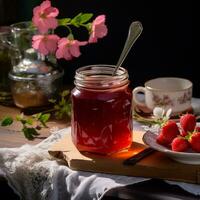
[89,15,108,43]
[32,1,108,60]
[136,107,172,134]
[32,0,59,33]
[32,34,60,55]
[153,107,172,120]
[56,38,87,60]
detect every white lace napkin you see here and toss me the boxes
[0,125,200,200]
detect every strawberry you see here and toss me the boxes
[195,126,200,132]
[171,137,190,152]
[180,114,196,132]
[157,133,169,146]
[189,132,200,152]
[180,130,188,137]
[156,120,180,146]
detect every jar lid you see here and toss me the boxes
[9,49,64,81]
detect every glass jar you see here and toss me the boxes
[9,62,63,108]
[71,65,133,155]
[0,26,12,105]
[8,21,63,108]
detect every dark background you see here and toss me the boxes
[0,0,195,96]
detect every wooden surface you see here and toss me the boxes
[0,105,68,148]
[49,130,200,184]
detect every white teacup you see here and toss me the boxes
[132,77,193,114]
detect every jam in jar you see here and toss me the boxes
[71,65,133,155]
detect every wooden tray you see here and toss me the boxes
[49,129,200,184]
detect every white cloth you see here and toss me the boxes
[1,125,200,200]
[0,127,148,200]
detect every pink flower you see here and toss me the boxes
[56,38,87,60]
[32,34,60,55]
[89,15,108,43]
[32,0,59,33]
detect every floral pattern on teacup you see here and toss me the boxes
[153,94,174,107]
[177,90,192,104]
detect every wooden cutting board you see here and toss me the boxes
[48,128,200,184]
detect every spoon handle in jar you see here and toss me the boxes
[112,21,143,75]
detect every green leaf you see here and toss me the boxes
[39,113,51,123]
[33,113,42,120]
[21,119,27,125]
[54,105,60,110]
[26,118,33,125]
[16,113,24,121]
[22,127,39,140]
[73,12,82,21]
[16,115,21,121]
[61,90,70,97]
[55,111,63,119]
[70,21,79,28]
[59,98,66,106]
[49,99,56,104]
[1,116,13,126]
[58,18,71,26]
[85,23,92,32]
[71,13,82,27]
[70,13,93,28]
[79,13,93,23]
[38,113,51,128]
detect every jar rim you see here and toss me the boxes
[10,21,36,32]
[74,64,129,90]
[9,68,64,81]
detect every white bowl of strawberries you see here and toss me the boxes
[143,114,200,165]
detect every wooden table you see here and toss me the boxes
[0,105,68,148]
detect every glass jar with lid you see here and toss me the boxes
[71,65,133,155]
[8,21,63,108]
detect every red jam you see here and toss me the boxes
[71,84,133,155]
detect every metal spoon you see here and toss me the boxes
[112,21,143,75]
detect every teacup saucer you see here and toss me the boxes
[133,104,193,120]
